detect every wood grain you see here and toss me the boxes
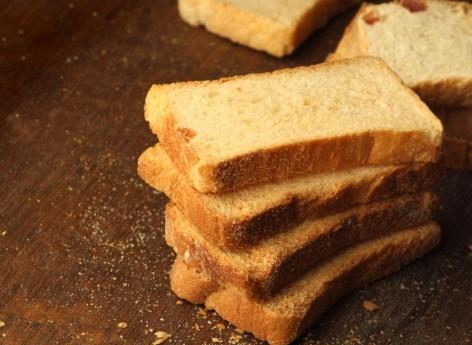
[0,1,471,344]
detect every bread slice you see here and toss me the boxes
[329,0,472,107]
[178,0,362,57]
[170,223,441,345]
[434,107,472,170]
[165,192,436,300]
[139,144,438,248]
[145,57,443,193]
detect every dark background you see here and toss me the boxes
[1,1,471,344]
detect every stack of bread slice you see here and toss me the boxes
[138,57,443,345]
[329,0,471,169]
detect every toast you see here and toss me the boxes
[139,144,438,248]
[178,0,362,57]
[434,107,472,170]
[165,193,436,300]
[329,0,472,107]
[145,57,443,192]
[170,223,441,345]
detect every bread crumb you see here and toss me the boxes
[363,300,379,312]
[0,321,5,328]
[193,323,201,331]
[211,337,222,343]
[1,231,6,236]
[176,300,183,305]
[197,308,207,316]
[229,333,242,344]
[152,331,171,344]
[214,323,225,332]
[235,328,244,334]
[117,322,127,328]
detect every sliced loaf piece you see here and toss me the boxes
[170,223,441,345]
[139,144,438,248]
[434,107,472,170]
[165,192,436,300]
[145,57,443,192]
[330,0,472,107]
[178,0,362,57]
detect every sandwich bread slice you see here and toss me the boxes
[178,0,362,57]
[138,145,438,248]
[170,223,441,345]
[329,0,472,107]
[165,193,436,300]
[145,57,443,192]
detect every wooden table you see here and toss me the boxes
[1,1,471,344]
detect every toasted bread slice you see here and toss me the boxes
[145,57,443,192]
[178,0,362,57]
[139,144,438,248]
[330,0,472,107]
[165,193,436,300]
[170,223,441,345]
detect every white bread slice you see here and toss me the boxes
[165,192,436,300]
[170,223,441,345]
[434,107,472,169]
[145,57,443,193]
[178,0,362,57]
[139,144,439,248]
[330,0,472,107]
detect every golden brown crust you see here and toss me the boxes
[327,2,371,62]
[433,107,472,170]
[170,224,441,345]
[178,0,362,57]
[169,259,219,305]
[138,145,439,249]
[170,128,440,193]
[165,193,436,300]
[441,136,472,170]
[145,57,442,193]
[414,77,472,108]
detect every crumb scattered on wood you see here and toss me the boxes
[197,308,207,317]
[1,231,6,236]
[235,328,244,334]
[229,333,242,344]
[176,300,183,305]
[117,322,127,328]
[363,300,379,312]
[211,337,222,343]
[0,321,5,328]
[214,323,225,332]
[152,331,171,344]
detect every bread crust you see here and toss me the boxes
[170,224,441,345]
[165,193,436,300]
[145,57,442,193]
[441,136,472,170]
[178,0,362,57]
[139,145,439,248]
[434,107,472,170]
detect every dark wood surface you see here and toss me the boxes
[1,1,471,344]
